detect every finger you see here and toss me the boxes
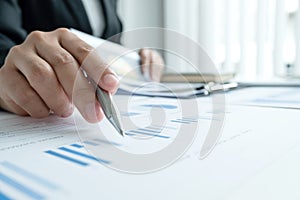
[32,33,104,122]
[73,69,104,123]
[13,51,73,118]
[149,51,164,82]
[5,70,50,118]
[36,42,103,122]
[139,49,151,76]
[98,69,119,94]
[0,95,28,116]
[57,29,119,93]
[30,32,78,99]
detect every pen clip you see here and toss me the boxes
[204,82,238,94]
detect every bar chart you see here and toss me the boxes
[125,125,170,139]
[0,139,122,199]
[44,139,115,168]
[0,161,59,200]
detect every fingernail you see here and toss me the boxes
[102,73,119,88]
[62,104,74,117]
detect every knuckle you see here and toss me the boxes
[27,31,45,42]
[75,45,92,56]
[55,28,70,35]
[8,45,22,57]
[51,51,75,67]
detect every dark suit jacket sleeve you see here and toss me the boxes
[0,0,123,67]
[0,0,27,67]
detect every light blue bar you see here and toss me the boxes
[58,147,110,164]
[70,144,84,148]
[128,130,170,139]
[181,118,198,122]
[137,128,161,133]
[0,192,11,200]
[0,173,44,200]
[83,141,99,146]
[93,138,121,146]
[175,118,197,122]
[121,112,140,117]
[0,162,58,190]
[45,150,89,167]
[198,117,221,121]
[171,120,190,124]
[125,133,135,136]
[142,104,177,109]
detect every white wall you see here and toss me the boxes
[117,0,164,47]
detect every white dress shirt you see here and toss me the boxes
[81,0,106,37]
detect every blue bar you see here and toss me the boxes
[0,173,44,200]
[181,118,197,122]
[175,118,197,122]
[70,144,84,148]
[137,128,161,133]
[58,147,110,164]
[171,120,190,124]
[0,162,58,190]
[0,192,11,200]
[142,104,177,109]
[128,130,170,139]
[125,133,135,136]
[45,150,89,167]
[83,141,99,146]
[121,112,140,117]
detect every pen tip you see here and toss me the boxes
[120,129,125,137]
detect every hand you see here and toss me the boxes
[0,28,118,123]
[139,49,164,82]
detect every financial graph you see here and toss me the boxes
[0,97,214,199]
[125,125,170,139]
[45,140,113,167]
[0,161,59,200]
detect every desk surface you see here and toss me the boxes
[0,87,300,200]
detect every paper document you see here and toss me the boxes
[1,94,300,199]
[71,29,207,98]
[227,87,300,109]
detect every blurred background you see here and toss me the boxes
[117,0,300,81]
